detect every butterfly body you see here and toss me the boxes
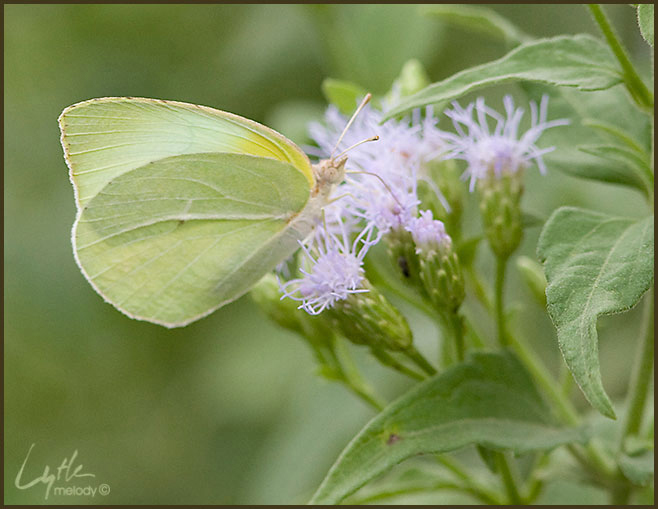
[59,97,344,327]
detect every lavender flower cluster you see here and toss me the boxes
[279,94,568,315]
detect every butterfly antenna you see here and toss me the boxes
[334,135,379,159]
[330,93,372,159]
[346,170,404,208]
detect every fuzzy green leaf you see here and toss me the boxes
[385,35,622,118]
[537,208,654,419]
[578,144,652,194]
[637,4,654,47]
[309,351,588,505]
[422,4,530,46]
[619,449,654,486]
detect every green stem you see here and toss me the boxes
[494,452,523,504]
[525,452,552,503]
[436,455,504,505]
[609,287,654,505]
[506,329,579,425]
[504,322,619,484]
[404,346,438,376]
[620,286,654,443]
[372,348,425,381]
[588,4,653,110]
[467,265,493,312]
[450,313,465,362]
[494,256,509,347]
[331,338,386,411]
[437,312,466,367]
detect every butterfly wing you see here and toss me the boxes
[59,97,314,207]
[74,152,315,327]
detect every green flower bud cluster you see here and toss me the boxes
[250,273,333,346]
[327,280,413,352]
[252,272,414,355]
[418,238,465,314]
[404,210,466,315]
[477,170,524,259]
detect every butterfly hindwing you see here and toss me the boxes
[74,152,313,327]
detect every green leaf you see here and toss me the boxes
[309,351,588,505]
[476,445,499,474]
[522,210,546,229]
[422,4,530,46]
[521,82,652,193]
[391,59,431,98]
[578,145,652,194]
[537,208,654,419]
[385,35,623,118]
[344,463,500,505]
[619,449,654,486]
[321,78,367,114]
[637,4,654,47]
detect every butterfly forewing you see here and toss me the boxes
[59,97,314,208]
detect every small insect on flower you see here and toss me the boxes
[441,95,570,191]
[279,213,377,315]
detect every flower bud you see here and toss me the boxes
[326,280,413,352]
[477,169,524,259]
[251,273,333,341]
[395,59,431,97]
[251,273,303,334]
[407,210,465,313]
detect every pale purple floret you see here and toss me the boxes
[406,209,452,254]
[441,95,570,191]
[307,102,447,237]
[281,94,568,315]
[279,213,377,315]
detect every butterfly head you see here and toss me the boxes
[313,155,348,193]
[311,93,378,197]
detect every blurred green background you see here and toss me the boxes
[4,4,651,504]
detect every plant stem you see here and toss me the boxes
[494,256,510,347]
[437,312,466,367]
[372,348,425,380]
[609,287,654,504]
[494,452,523,504]
[449,313,465,362]
[467,265,493,312]
[505,329,579,425]
[405,346,438,376]
[436,455,504,505]
[332,338,386,411]
[620,286,654,443]
[478,264,618,482]
[588,4,653,110]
